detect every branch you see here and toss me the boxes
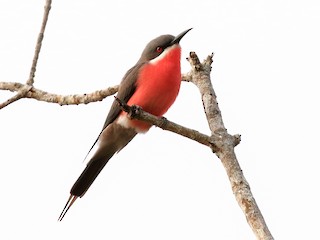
[27,0,52,85]
[0,0,52,109]
[0,82,119,105]
[186,52,274,240]
[0,84,32,109]
[114,97,230,149]
[0,73,191,107]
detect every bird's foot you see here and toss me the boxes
[128,105,142,119]
[114,97,142,119]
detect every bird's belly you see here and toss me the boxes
[119,63,181,132]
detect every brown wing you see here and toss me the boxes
[85,62,144,157]
[102,62,143,128]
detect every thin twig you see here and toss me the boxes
[27,0,52,85]
[0,84,32,109]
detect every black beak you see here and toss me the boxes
[170,28,192,45]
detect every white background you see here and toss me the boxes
[1,0,319,239]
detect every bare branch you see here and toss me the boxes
[0,82,119,105]
[27,0,52,85]
[0,74,194,108]
[0,0,52,109]
[187,52,273,240]
[114,96,219,149]
[0,84,32,109]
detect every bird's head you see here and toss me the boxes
[138,28,192,64]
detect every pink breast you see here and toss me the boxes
[125,47,182,131]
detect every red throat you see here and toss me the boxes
[123,46,182,132]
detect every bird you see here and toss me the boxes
[58,28,192,221]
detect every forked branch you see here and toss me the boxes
[0,0,52,109]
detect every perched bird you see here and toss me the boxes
[58,28,192,221]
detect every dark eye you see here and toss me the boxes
[156,46,163,53]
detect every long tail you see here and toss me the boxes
[58,123,137,221]
[58,195,78,221]
[58,156,112,221]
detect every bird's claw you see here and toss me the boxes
[114,97,142,119]
[128,105,142,119]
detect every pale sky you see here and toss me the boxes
[1,0,320,239]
